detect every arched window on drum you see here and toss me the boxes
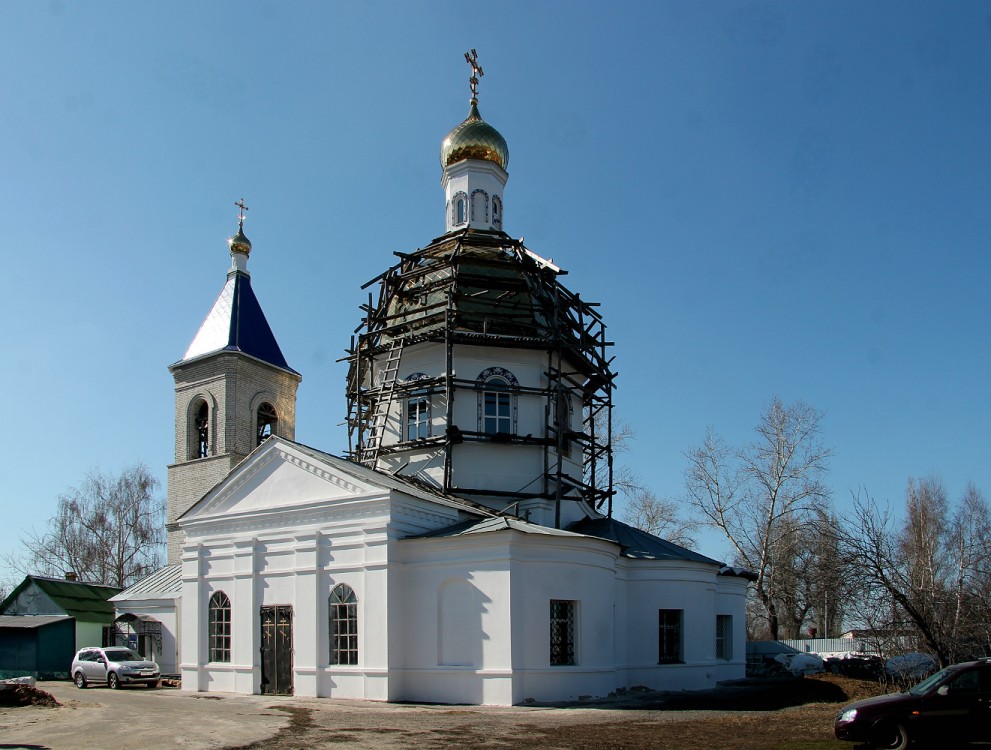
[476,368,519,436]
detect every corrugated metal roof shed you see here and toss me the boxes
[0,614,73,629]
[111,565,182,601]
[0,576,120,622]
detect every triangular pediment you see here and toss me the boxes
[181,438,388,522]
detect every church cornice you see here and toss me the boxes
[169,349,301,381]
[278,448,366,495]
[181,498,391,539]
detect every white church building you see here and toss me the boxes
[114,55,752,705]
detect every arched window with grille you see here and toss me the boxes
[256,402,278,446]
[476,368,518,436]
[492,195,502,228]
[208,591,231,663]
[329,584,358,665]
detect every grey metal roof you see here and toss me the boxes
[289,440,495,517]
[409,516,588,540]
[111,565,182,602]
[177,271,297,374]
[0,615,73,629]
[719,565,759,581]
[566,517,725,565]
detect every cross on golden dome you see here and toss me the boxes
[464,49,483,100]
[234,198,249,228]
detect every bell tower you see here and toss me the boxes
[165,202,301,562]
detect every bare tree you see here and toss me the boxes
[840,480,991,668]
[948,484,991,655]
[684,397,832,640]
[6,465,165,589]
[766,509,852,639]
[618,470,700,548]
[805,509,852,637]
[606,418,700,548]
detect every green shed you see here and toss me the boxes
[0,576,121,678]
[0,615,76,679]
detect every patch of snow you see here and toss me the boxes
[774,652,825,675]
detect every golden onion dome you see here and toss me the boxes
[440,99,509,170]
[228,223,252,255]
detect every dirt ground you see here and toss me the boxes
[2,674,888,750]
[223,675,877,750]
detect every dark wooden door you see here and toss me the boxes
[260,606,293,695]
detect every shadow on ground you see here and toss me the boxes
[652,677,849,711]
[534,676,851,712]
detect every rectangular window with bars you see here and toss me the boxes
[658,609,683,664]
[716,614,733,660]
[549,599,577,666]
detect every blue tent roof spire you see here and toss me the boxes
[175,212,296,374]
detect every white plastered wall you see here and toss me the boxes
[114,599,181,674]
[399,531,620,705]
[618,560,749,692]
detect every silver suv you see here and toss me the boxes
[71,647,160,689]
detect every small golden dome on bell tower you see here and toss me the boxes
[229,198,252,256]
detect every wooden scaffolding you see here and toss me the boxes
[344,228,616,519]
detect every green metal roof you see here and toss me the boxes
[0,576,121,623]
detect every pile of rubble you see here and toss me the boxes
[0,677,59,708]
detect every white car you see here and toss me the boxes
[71,647,160,689]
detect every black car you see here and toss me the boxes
[835,658,991,749]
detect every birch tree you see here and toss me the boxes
[841,480,991,667]
[684,397,832,640]
[7,465,165,588]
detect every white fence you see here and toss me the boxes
[774,638,877,657]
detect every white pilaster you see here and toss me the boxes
[293,531,322,697]
[233,538,257,693]
[180,542,204,690]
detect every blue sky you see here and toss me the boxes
[1,1,988,585]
